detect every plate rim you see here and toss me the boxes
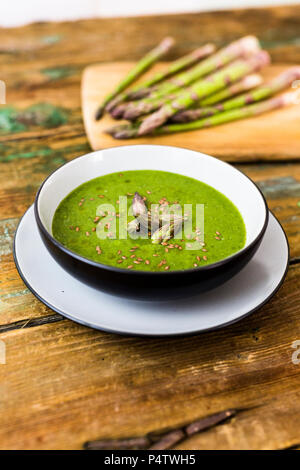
[13,206,290,337]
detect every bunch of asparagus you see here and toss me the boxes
[94,36,300,138]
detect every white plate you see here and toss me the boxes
[14,206,289,337]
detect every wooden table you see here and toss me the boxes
[0,6,300,450]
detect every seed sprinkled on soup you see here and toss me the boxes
[52,170,246,271]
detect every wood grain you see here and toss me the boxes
[82,63,300,160]
[0,5,300,450]
[0,262,299,449]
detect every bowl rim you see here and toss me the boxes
[34,144,269,276]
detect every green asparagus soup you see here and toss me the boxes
[52,170,246,271]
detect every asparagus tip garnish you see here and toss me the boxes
[132,191,147,217]
[151,219,184,244]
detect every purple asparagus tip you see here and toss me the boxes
[95,106,104,120]
[128,88,150,100]
[238,36,261,57]
[193,43,215,58]
[138,109,166,135]
[160,37,175,52]
[123,106,143,121]
[251,50,271,70]
[110,104,127,119]
[106,97,121,113]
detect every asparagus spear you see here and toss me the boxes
[117,73,261,121]
[128,192,186,237]
[106,91,298,139]
[152,219,184,244]
[107,44,215,115]
[199,74,262,106]
[172,66,300,122]
[121,36,261,120]
[131,192,147,216]
[138,51,270,135]
[95,37,175,120]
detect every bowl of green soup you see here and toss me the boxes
[34,145,268,300]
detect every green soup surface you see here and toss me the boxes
[52,170,246,271]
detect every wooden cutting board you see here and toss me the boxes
[82,62,300,162]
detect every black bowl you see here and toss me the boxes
[34,145,268,300]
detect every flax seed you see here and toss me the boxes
[130,254,135,258]
[165,248,169,253]
[145,260,150,265]
[127,265,133,269]
[92,227,96,232]
[122,256,127,260]
[164,266,170,271]
[197,256,201,261]
[75,227,80,232]
[94,216,100,223]
[203,256,207,261]
[133,260,140,264]
[117,250,121,255]
[117,260,123,264]
[193,263,198,267]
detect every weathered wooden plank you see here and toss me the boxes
[0,262,299,449]
[1,6,300,68]
[238,163,300,259]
